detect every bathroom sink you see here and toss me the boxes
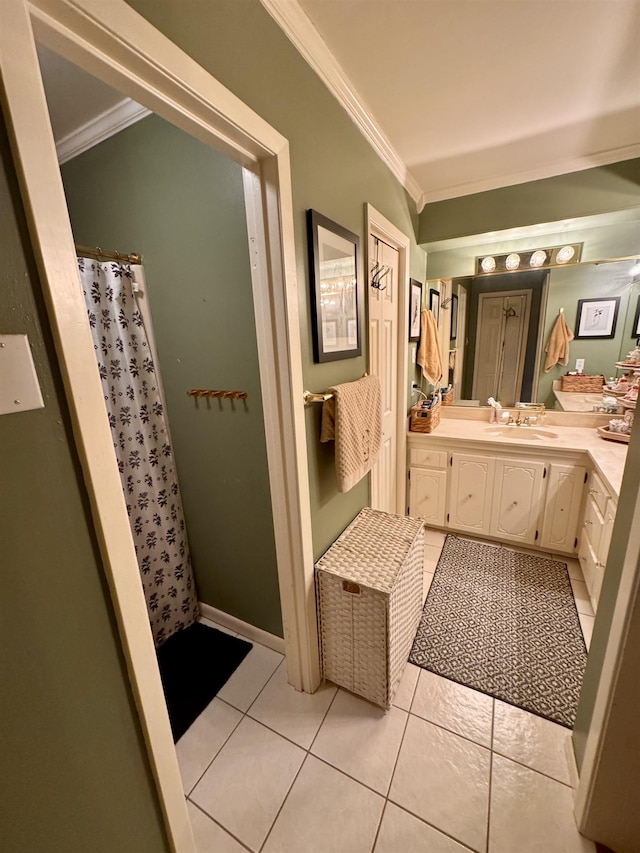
[484,426,559,440]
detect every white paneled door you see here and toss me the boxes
[369,235,399,514]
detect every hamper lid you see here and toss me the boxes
[315,507,423,592]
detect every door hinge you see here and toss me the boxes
[408,470,411,480]
[447,513,450,522]
[584,471,588,484]
[574,537,578,549]
[449,456,453,467]
[543,467,547,479]
[535,530,539,541]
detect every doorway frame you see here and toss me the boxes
[0,0,318,849]
[366,204,410,515]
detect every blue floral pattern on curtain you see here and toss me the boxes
[79,258,198,647]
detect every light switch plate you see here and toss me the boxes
[0,334,45,415]
[575,358,585,373]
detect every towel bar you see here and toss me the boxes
[303,390,334,406]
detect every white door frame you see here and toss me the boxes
[365,204,410,516]
[0,0,318,849]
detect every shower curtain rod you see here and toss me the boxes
[75,244,142,265]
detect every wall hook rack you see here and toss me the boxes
[187,388,248,401]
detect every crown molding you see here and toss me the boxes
[259,0,423,209]
[419,142,640,208]
[56,98,151,164]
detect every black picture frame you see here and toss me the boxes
[307,209,361,362]
[450,293,458,341]
[429,288,440,327]
[409,279,422,342]
[632,295,640,339]
[575,296,621,340]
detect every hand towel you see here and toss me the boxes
[544,312,574,372]
[417,308,442,385]
[320,375,382,493]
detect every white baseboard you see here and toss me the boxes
[198,601,285,654]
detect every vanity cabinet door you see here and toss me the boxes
[489,458,545,545]
[540,463,587,553]
[592,501,617,606]
[448,453,495,536]
[409,467,447,527]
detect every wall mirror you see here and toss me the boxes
[421,212,640,412]
[307,209,361,362]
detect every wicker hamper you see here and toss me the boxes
[315,508,424,709]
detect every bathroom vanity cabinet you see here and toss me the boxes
[406,420,625,616]
[408,438,587,554]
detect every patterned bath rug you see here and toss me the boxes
[409,535,588,728]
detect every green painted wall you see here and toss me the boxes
[61,114,282,636]
[125,0,427,559]
[0,117,169,851]
[419,159,640,243]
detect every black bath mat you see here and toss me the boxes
[409,536,587,728]
[157,621,252,741]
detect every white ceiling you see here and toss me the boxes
[292,0,640,204]
[36,2,640,209]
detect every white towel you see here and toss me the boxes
[320,375,382,493]
[417,309,442,385]
[544,312,574,372]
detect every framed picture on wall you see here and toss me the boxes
[429,288,440,327]
[307,209,361,362]
[575,296,620,340]
[409,279,422,342]
[633,295,640,339]
[450,293,458,341]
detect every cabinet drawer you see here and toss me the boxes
[582,495,604,556]
[587,472,609,516]
[410,448,447,469]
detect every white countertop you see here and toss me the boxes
[408,418,628,498]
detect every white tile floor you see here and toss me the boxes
[179,537,596,853]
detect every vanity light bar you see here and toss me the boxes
[476,243,582,276]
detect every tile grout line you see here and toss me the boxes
[257,752,311,853]
[185,705,244,798]
[490,748,574,789]
[257,685,339,852]
[187,799,254,852]
[485,699,495,853]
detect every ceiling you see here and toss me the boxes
[36,44,125,141]
[283,0,640,205]
[36,1,640,210]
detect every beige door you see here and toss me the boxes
[369,235,399,513]
[472,290,531,406]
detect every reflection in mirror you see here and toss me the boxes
[428,256,640,412]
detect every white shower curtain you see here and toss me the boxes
[79,257,198,646]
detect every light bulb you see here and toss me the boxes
[505,253,520,270]
[556,245,575,264]
[481,256,496,272]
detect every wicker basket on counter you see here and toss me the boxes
[410,400,441,433]
[315,508,424,709]
[441,388,454,406]
[560,374,605,392]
